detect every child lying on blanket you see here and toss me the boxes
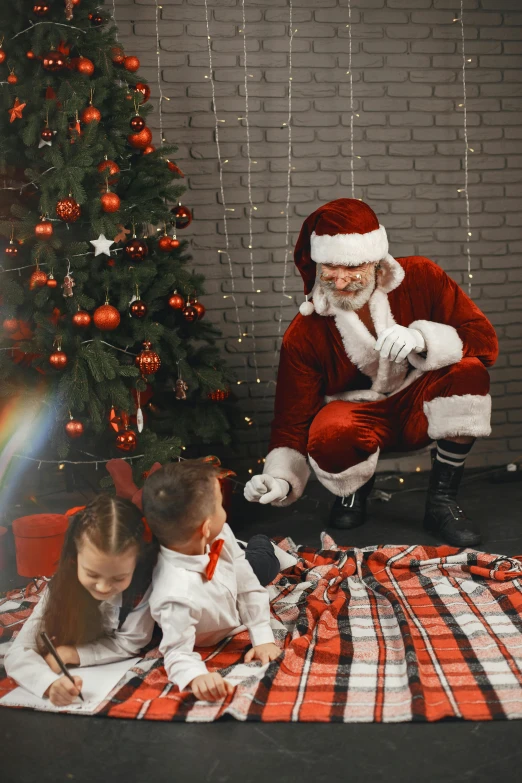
[4,495,157,707]
[143,460,285,703]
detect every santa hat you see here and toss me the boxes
[295,199,390,316]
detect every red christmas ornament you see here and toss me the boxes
[158,235,173,252]
[167,160,185,178]
[56,197,81,222]
[90,14,104,26]
[0,50,6,65]
[101,192,121,213]
[130,300,148,319]
[65,419,84,439]
[136,341,161,375]
[130,115,145,132]
[5,243,18,257]
[42,51,66,71]
[116,429,137,452]
[128,127,152,150]
[93,303,120,331]
[134,83,151,103]
[29,269,48,289]
[81,105,101,123]
[35,219,53,238]
[3,319,32,340]
[143,145,155,155]
[182,304,198,323]
[33,4,50,16]
[72,310,91,328]
[111,46,125,65]
[207,388,230,402]
[192,299,206,320]
[41,127,53,142]
[77,57,94,76]
[124,238,148,261]
[7,73,18,85]
[171,204,192,230]
[46,274,58,289]
[168,292,185,310]
[49,349,68,369]
[97,159,120,178]
[26,51,36,60]
[124,56,140,73]
[170,237,180,249]
[8,98,26,123]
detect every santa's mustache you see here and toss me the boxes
[321,280,367,293]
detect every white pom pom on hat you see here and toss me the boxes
[299,297,315,316]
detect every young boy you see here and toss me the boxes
[143,460,282,703]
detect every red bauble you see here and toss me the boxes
[35,219,53,238]
[29,269,48,289]
[49,349,68,369]
[5,244,18,256]
[192,299,206,320]
[97,159,120,178]
[93,304,120,331]
[72,310,91,328]
[7,74,18,85]
[46,275,58,289]
[168,292,185,310]
[134,82,151,103]
[124,56,140,73]
[170,237,180,249]
[101,192,121,213]
[42,51,66,71]
[81,106,101,123]
[65,419,84,439]
[143,145,155,155]
[33,4,50,15]
[0,50,6,65]
[128,127,152,150]
[77,57,94,76]
[124,238,148,261]
[41,127,53,141]
[182,304,198,323]
[91,14,104,26]
[56,197,81,222]
[130,300,148,319]
[158,235,173,252]
[130,115,145,132]
[26,51,36,60]
[136,341,161,375]
[111,46,125,65]
[167,160,185,178]
[171,204,192,230]
[207,388,230,402]
[116,429,137,452]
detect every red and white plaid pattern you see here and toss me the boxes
[2,536,522,722]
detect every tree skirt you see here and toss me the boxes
[2,534,522,723]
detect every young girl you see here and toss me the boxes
[4,494,157,707]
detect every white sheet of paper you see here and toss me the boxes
[0,600,23,612]
[0,657,141,714]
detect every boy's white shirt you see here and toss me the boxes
[3,585,155,699]
[149,522,275,691]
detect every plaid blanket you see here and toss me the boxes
[2,534,522,723]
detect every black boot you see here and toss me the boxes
[423,460,481,547]
[329,475,375,530]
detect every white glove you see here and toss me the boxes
[244,475,290,505]
[374,325,426,363]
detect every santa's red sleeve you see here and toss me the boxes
[406,258,498,372]
[262,327,324,505]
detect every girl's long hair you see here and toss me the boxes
[37,494,157,653]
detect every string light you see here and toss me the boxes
[459,0,473,295]
[154,1,165,146]
[347,0,355,199]
[111,0,118,40]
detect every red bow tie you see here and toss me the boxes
[205,538,225,580]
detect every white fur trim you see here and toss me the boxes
[376,254,405,294]
[408,320,464,372]
[423,394,492,439]
[310,225,388,266]
[325,389,387,403]
[309,449,380,497]
[299,299,315,316]
[263,447,311,507]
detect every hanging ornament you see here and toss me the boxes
[26,51,36,59]
[101,191,121,213]
[49,339,68,370]
[124,237,148,261]
[90,13,104,26]
[0,39,5,65]
[182,303,198,323]
[111,46,125,65]
[130,300,148,319]
[29,267,48,290]
[136,341,161,375]
[192,298,206,320]
[90,233,114,257]
[130,115,145,132]
[65,417,83,439]
[143,145,155,155]
[134,82,151,103]
[81,105,101,123]
[42,51,66,71]
[56,196,81,222]
[158,234,173,252]
[135,391,144,433]
[128,126,152,150]
[170,235,180,249]
[97,158,120,179]
[62,265,75,297]
[72,309,91,328]
[65,0,74,22]
[168,291,185,310]
[124,56,140,73]
[175,378,189,400]
[171,203,192,230]
[40,127,53,142]
[114,224,130,244]
[207,388,230,402]
[69,112,82,143]
[167,160,185,178]
[7,68,18,85]
[33,4,50,16]
[116,428,137,453]
[8,98,26,123]
[5,238,18,257]
[77,57,94,76]
[94,294,120,331]
[47,271,58,289]
[110,407,125,433]
[35,217,53,238]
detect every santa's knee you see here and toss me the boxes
[307,402,379,473]
[440,357,490,397]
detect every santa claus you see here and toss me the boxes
[244,199,498,546]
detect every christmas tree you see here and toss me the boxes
[0,0,235,482]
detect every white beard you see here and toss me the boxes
[319,278,376,312]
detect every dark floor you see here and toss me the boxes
[1,468,522,783]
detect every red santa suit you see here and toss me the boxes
[262,199,499,505]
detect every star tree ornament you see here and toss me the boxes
[90,234,114,257]
[8,98,26,123]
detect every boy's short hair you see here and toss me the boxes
[142,460,221,546]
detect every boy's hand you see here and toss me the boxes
[44,645,80,674]
[45,675,83,707]
[190,672,234,702]
[244,643,281,665]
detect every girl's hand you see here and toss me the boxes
[44,645,80,674]
[244,643,281,665]
[46,676,83,707]
[190,672,234,702]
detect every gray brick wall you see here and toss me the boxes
[117,0,521,474]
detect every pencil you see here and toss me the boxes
[40,632,85,702]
